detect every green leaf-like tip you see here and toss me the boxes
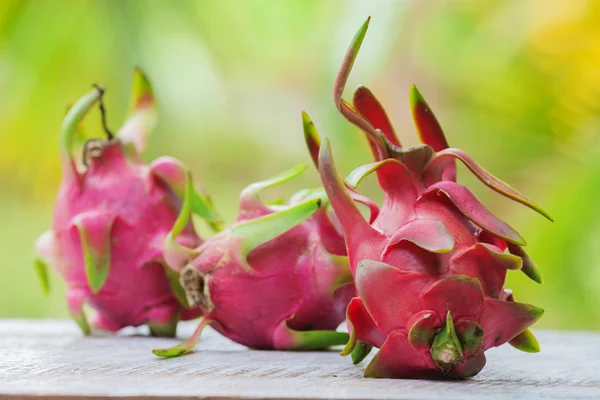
[163,172,198,269]
[190,187,224,233]
[171,172,194,239]
[70,309,91,336]
[60,87,103,165]
[152,318,213,359]
[351,17,371,54]
[241,164,307,205]
[231,198,321,270]
[34,258,51,296]
[131,66,155,110]
[507,244,543,284]
[509,328,540,353]
[73,212,114,294]
[408,84,431,113]
[341,304,357,357]
[302,111,321,168]
[335,16,371,105]
[430,311,463,372]
[346,159,406,189]
[152,347,190,358]
[351,341,372,365]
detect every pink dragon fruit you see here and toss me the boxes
[307,18,553,378]
[34,69,222,336]
[153,164,354,357]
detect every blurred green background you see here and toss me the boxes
[1,0,599,330]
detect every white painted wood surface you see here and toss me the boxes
[0,320,598,399]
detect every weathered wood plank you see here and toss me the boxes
[0,320,598,399]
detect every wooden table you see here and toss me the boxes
[1,320,598,399]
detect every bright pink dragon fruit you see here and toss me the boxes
[306,18,553,378]
[153,164,354,357]
[34,69,222,336]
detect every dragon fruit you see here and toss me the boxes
[306,17,553,378]
[153,164,354,357]
[34,69,222,336]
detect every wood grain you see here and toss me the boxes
[0,320,598,399]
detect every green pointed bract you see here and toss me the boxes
[509,328,540,353]
[34,258,51,296]
[341,303,358,357]
[346,158,407,189]
[151,158,223,232]
[427,148,554,222]
[164,172,200,270]
[476,243,523,270]
[408,85,449,152]
[70,308,91,336]
[240,164,307,208]
[163,264,190,308]
[129,67,154,111]
[118,67,157,157]
[334,16,370,107]
[302,111,321,168]
[285,327,350,350]
[73,212,115,294]
[153,318,214,358]
[340,324,357,356]
[430,311,463,372]
[507,243,543,284]
[148,316,179,338]
[60,87,103,173]
[351,341,373,365]
[334,17,388,160]
[230,198,321,271]
[191,188,223,232]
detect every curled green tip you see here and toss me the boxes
[351,341,372,365]
[530,305,545,319]
[302,111,321,168]
[509,329,540,353]
[302,111,319,142]
[352,16,371,52]
[241,164,307,205]
[60,87,103,164]
[232,197,321,270]
[152,347,190,358]
[408,84,425,109]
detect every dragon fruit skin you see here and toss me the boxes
[308,18,553,378]
[34,70,221,336]
[153,165,354,357]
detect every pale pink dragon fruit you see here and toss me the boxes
[153,164,354,357]
[305,18,553,378]
[34,69,222,336]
